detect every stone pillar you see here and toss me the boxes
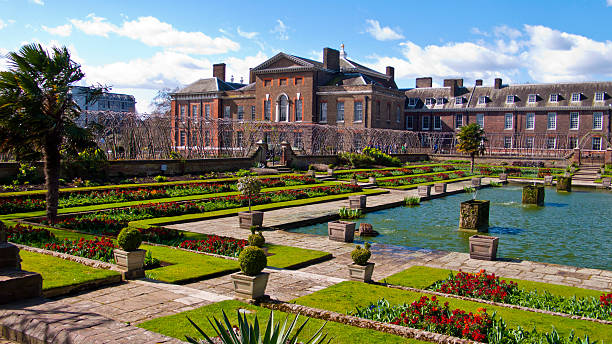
[522,185,545,205]
[280,141,293,166]
[605,148,612,165]
[572,148,581,165]
[556,176,572,192]
[459,200,490,232]
[255,140,268,166]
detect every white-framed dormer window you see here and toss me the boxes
[528,94,537,103]
[407,98,417,106]
[422,116,430,130]
[425,98,435,106]
[504,113,513,129]
[506,95,515,103]
[478,96,487,104]
[547,112,557,130]
[549,94,558,102]
[593,112,603,130]
[571,93,581,102]
[595,92,605,102]
[570,112,579,130]
[526,113,535,130]
[455,97,463,105]
[436,97,445,105]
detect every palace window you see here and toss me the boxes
[406,115,414,130]
[526,113,535,130]
[251,106,256,120]
[295,99,302,121]
[237,106,244,120]
[320,102,327,122]
[506,95,515,103]
[264,79,272,87]
[433,116,442,130]
[337,102,344,122]
[205,104,210,120]
[354,101,363,122]
[425,98,435,106]
[526,137,534,149]
[547,112,556,130]
[264,100,271,120]
[592,137,602,150]
[570,112,579,130]
[546,137,556,149]
[455,114,463,128]
[407,98,417,106]
[595,92,605,102]
[593,112,603,130]
[528,94,537,103]
[571,93,581,102]
[396,106,401,123]
[294,77,303,85]
[504,113,513,129]
[549,94,558,102]
[504,136,512,149]
[279,78,287,86]
[455,97,463,105]
[422,116,430,130]
[478,96,487,104]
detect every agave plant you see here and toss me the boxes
[186,310,331,344]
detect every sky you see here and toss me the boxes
[2,0,612,113]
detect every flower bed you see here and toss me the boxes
[179,235,248,257]
[44,237,116,262]
[473,166,564,179]
[337,165,460,180]
[44,184,362,235]
[0,175,319,214]
[354,296,491,341]
[4,223,56,244]
[428,270,612,320]
[377,171,468,187]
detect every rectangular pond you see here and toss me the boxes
[289,185,612,270]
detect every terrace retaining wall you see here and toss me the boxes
[431,154,569,168]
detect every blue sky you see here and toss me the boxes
[2,0,612,112]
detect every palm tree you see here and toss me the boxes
[0,44,101,221]
[456,123,487,173]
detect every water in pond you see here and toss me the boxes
[289,185,612,270]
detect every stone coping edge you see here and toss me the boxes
[259,301,483,344]
[381,283,612,326]
[15,244,123,273]
[43,274,122,299]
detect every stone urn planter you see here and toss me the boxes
[556,176,572,192]
[471,177,482,187]
[368,176,377,184]
[434,183,447,193]
[348,195,367,210]
[238,211,264,229]
[417,185,431,197]
[114,227,146,279]
[469,235,499,261]
[231,246,269,300]
[328,221,355,242]
[348,243,374,282]
[499,173,508,182]
[459,200,490,232]
[544,175,554,186]
[522,185,545,205]
[306,169,316,177]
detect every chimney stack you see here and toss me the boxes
[213,63,226,82]
[494,78,503,89]
[475,79,483,86]
[443,78,463,96]
[386,66,395,80]
[249,68,255,84]
[323,47,340,71]
[416,77,432,88]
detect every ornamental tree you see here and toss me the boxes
[456,123,487,173]
[0,44,103,221]
[237,176,261,212]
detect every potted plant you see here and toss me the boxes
[348,243,374,282]
[348,194,367,210]
[459,188,489,232]
[248,226,267,254]
[230,246,269,300]
[469,235,499,261]
[113,227,146,279]
[237,176,264,229]
[327,220,355,242]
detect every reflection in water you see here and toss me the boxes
[290,186,612,270]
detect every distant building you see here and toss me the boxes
[71,86,136,126]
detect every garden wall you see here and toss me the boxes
[431,154,569,168]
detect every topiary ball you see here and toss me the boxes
[117,227,142,251]
[238,246,267,276]
[351,243,371,266]
[248,231,265,248]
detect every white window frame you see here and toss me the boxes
[407,98,417,106]
[264,100,271,121]
[422,116,430,130]
[455,97,463,105]
[504,136,512,149]
[571,93,581,102]
[224,105,231,119]
[455,113,463,128]
[547,112,557,130]
[354,101,363,122]
[476,113,484,128]
[406,115,413,130]
[526,113,535,130]
[425,98,434,106]
[205,104,211,120]
[504,113,513,130]
[295,100,302,122]
[320,102,327,123]
[528,94,537,103]
[595,92,605,102]
[546,137,556,150]
[337,101,344,122]
[506,95,514,104]
[569,112,579,130]
[526,137,534,149]
[549,94,558,102]
[436,97,445,105]
[478,96,487,104]
[593,112,603,130]
[592,137,602,150]
[237,105,244,120]
[433,116,442,130]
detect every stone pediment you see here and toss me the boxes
[252,52,319,72]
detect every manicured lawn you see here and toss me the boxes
[383,266,606,298]
[380,176,477,189]
[19,250,120,291]
[292,281,612,341]
[137,299,424,344]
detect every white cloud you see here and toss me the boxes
[70,14,240,54]
[493,25,522,39]
[237,27,258,39]
[607,0,612,6]
[42,24,72,37]
[365,19,404,41]
[225,52,267,83]
[30,0,44,5]
[271,19,288,40]
[470,27,489,37]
